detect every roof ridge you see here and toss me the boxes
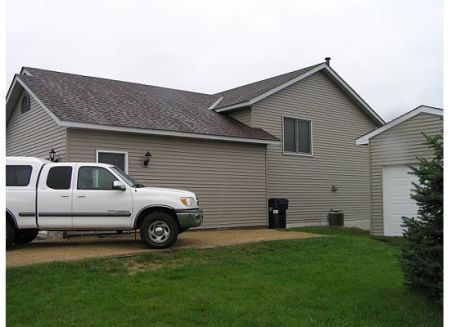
[22,67,214,98]
[23,62,323,99]
[415,104,443,111]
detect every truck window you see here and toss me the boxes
[77,167,118,190]
[6,165,32,186]
[47,166,72,190]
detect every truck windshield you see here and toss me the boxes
[110,167,144,188]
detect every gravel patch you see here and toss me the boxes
[6,228,318,267]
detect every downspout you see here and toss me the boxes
[368,142,373,235]
[265,144,269,227]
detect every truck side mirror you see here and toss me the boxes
[113,181,126,191]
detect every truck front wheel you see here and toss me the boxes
[15,229,39,244]
[140,212,179,249]
[6,220,15,248]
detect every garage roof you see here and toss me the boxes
[356,105,443,145]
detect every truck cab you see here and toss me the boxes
[6,157,203,248]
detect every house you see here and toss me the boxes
[6,59,384,229]
[356,105,443,236]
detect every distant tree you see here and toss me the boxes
[401,132,443,301]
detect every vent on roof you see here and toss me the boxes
[21,93,31,114]
[325,57,331,66]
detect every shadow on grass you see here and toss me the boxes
[287,226,370,237]
[286,226,405,246]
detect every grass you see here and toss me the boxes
[7,228,442,326]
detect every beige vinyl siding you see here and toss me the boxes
[369,113,442,236]
[67,129,267,228]
[6,92,67,160]
[228,108,252,126]
[251,71,376,228]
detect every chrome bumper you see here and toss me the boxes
[175,208,203,227]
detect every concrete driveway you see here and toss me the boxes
[6,228,317,267]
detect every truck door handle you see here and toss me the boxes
[60,195,70,198]
[77,195,87,198]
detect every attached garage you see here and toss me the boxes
[65,129,269,229]
[356,105,443,236]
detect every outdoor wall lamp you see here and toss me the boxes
[143,151,152,166]
[48,147,59,162]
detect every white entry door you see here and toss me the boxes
[382,165,419,236]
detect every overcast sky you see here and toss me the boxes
[7,0,442,121]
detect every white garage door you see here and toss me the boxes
[382,165,419,236]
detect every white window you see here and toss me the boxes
[283,117,312,155]
[96,150,128,173]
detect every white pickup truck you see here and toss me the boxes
[6,157,203,249]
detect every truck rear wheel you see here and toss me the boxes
[15,229,39,244]
[6,220,15,248]
[140,212,178,249]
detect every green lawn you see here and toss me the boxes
[7,228,442,326]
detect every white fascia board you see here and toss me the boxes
[59,121,280,145]
[13,77,63,126]
[249,64,327,105]
[6,75,22,104]
[208,96,224,110]
[322,66,385,126]
[6,76,62,127]
[19,67,33,76]
[356,105,444,145]
[214,101,251,112]
[214,64,326,113]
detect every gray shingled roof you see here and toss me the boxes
[16,64,323,142]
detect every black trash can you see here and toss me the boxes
[328,209,344,227]
[268,198,289,228]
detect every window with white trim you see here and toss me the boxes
[283,117,312,154]
[96,150,128,173]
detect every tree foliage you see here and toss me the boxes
[401,132,443,301]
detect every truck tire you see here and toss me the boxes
[15,229,39,244]
[6,220,15,248]
[140,212,178,249]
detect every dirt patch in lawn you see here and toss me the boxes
[6,228,319,267]
[124,257,190,275]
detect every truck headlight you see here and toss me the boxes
[180,197,196,207]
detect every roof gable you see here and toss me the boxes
[212,63,384,126]
[356,105,443,145]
